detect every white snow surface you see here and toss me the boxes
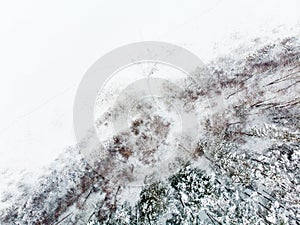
[0,1,300,224]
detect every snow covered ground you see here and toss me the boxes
[0,0,300,224]
[0,0,299,175]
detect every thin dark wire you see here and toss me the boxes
[155,0,223,40]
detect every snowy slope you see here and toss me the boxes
[0,30,299,224]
